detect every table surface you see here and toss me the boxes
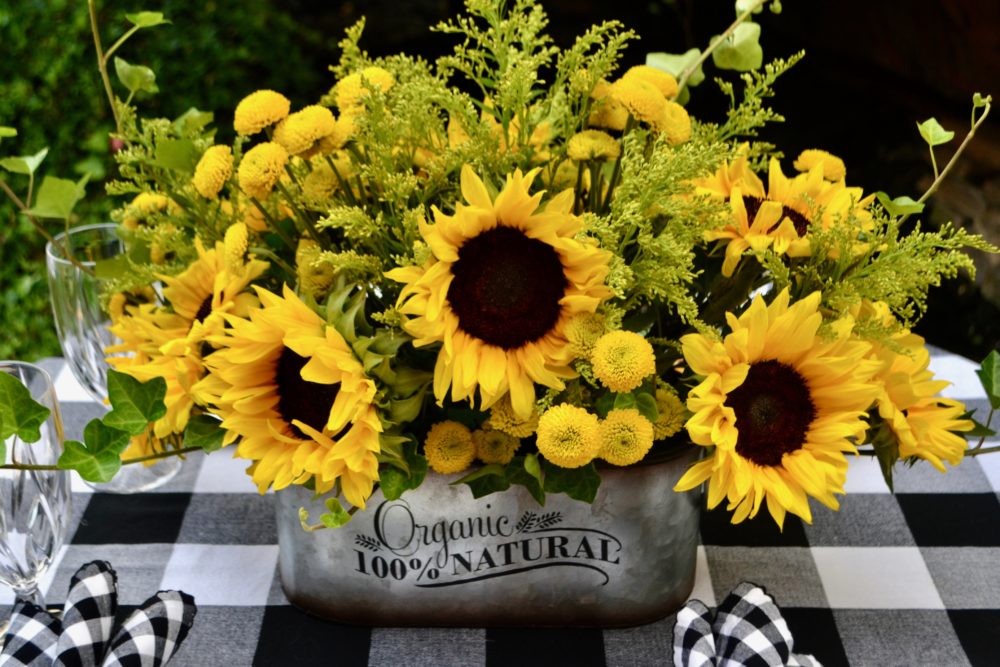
[4,350,999,667]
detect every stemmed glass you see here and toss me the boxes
[0,361,71,609]
[45,223,181,493]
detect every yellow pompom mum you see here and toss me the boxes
[295,239,335,298]
[192,145,233,199]
[273,105,338,158]
[335,66,395,111]
[656,101,691,146]
[237,142,288,200]
[473,429,520,465]
[234,90,291,135]
[424,421,476,474]
[567,130,620,161]
[122,192,178,230]
[599,408,654,466]
[622,65,678,99]
[591,330,656,393]
[223,222,249,271]
[611,78,667,125]
[793,149,847,182]
[564,311,606,359]
[535,404,601,469]
[588,79,628,131]
[485,394,540,438]
[653,387,686,439]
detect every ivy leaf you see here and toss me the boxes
[0,126,16,140]
[712,22,763,71]
[543,462,601,503]
[454,464,511,498]
[735,0,764,14]
[917,118,955,147]
[646,48,704,88]
[976,350,1000,410]
[380,441,427,501]
[299,498,352,531]
[635,392,659,423]
[151,138,198,172]
[507,456,545,505]
[613,393,637,410]
[58,420,130,482]
[125,11,170,28]
[0,371,50,449]
[114,57,158,95]
[183,414,226,452]
[94,254,131,280]
[973,92,992,109]
[875,191,925,217]
[25,175,86,219]
[102,370,166,435]
[0,147,48,176]
[172,108,214,135]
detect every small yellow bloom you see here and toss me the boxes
[473,429,520,465]
[611,78,667,125]
[599,408,654,466]
[622,65,678,99]
[656,101,691,146]
[108,293,128,323]
[237,142,288,200]
[591,330,656,393]
[192,145,233,199]
[485,394,540,438]
[223,222,249,271]
[567,130,620,161]
[652,386,686,439]
[536,404,601,469]
[424,421,476,474]
[335,66,395,111]
[793,149,847,181]
[273,105,338,158]
[564,311,606,359]
[234,90,291,135]
[122,192,177,230]
[295,239,335,298]
[588,79,628,131]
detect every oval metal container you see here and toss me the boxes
[276,444,702,627]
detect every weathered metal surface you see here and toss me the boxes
[276,445,702,627]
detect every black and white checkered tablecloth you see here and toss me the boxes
[7,351,999,667]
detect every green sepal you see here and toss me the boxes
[114,56,158,95]
[102,370,167,435]
[0,147,48,175]
[963,412,996,439]
[183,414,226,452]
[917,117,954,147]
[542,461,601,503]
[58,419,130,482]
[868,417,899,492]
[0,371,51,450]
[975,350,1000,410]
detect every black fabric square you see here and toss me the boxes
[781,607,849,667]
[897,493,1000,547]
[485,627,605,667]
[699,504,808,547]
[253,606,370,667]
[948,610,1000,667]
[71,493,192,544]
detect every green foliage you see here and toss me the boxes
[977,350,1000,410]
[711,22,763,71]
[182,415,226,452]
[875,192,924,217]
[0,371,50,449]
[299,498,353,531]
[59,420,130,483]
[103,370,167,434]
[917,118,954,147]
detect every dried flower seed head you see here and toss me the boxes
[234,89,291,135]
[599,408,654,466]
[192,145,233,199]
[536,404,601,469]
[424,420,476,474]
[238,142,288,200]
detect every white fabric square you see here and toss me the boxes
[687,545,716,607]
[975,455,1000,493]
[160,545,278,606]
[927,351,985,400]
[811,546,944,609]
[54,364,94,404]
[192,449,257,494]
[842,455,892,494]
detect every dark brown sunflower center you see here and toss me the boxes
[275,347,340,439]
[193,295,214,323]
[743,196,811,236]
[727,359,816,467]
[447,225,568,350]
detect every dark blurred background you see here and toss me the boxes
[2,0,997,360]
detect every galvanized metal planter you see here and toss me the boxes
[275,444,702,627]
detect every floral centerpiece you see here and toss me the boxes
[1,0,997,539]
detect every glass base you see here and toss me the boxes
[84,456,182,493]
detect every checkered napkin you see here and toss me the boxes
[0,561,196,667]
[673,582,821,667]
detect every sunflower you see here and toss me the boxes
[387,166,612,419]
[197,285,382,506]
[674,289,880,527]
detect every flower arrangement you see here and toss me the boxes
[2,0,998,530]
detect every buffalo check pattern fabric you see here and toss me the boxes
[2,350,996,667]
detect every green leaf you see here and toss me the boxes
[172,108,214,135]
[125,11,170,28]
[712,22,763,72]
[0,126,16,139]
[94,254,131,280]
[635,392,659,423]
[0,370,50,447]
[380,441,428,501]
[320,498,352,528]
[976,350,1000,410]
[735,0,764,14]
[594,392,615,419]
[151,138,198,172]
[543,462,601,503]
[613,393,637,410]
[646,48,704,87]
[973,92,992,109]
[964,413,996,438]
[0,147,48,175]
[507,456,545,505]
[25,175,85,219]
[454,464,511,498]
[875,191,925,217]
[917,118,955,147]
[183,414,226,452]
[58,420,130,482]
[102,370,166,435]
[114,56,158,95]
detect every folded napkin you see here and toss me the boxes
[673,582,821,667]
[0,561,196,667]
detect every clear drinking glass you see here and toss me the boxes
[0,361,71,608]
[45,223,181,493]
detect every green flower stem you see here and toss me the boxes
[856,444,1000,458]
[0,446,205,472]
[244,193,295,251]
[103,25,141,65]
[87,0,122,135]
[250,245,297,280]
[674,0,765,99]
[572,160,586,214]
[600,116,637,213]
[324,155,358,206]
[275,181,326,248]
[0,178,93,275]
[914,100,992,208]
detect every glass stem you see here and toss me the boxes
[13,582,44,608]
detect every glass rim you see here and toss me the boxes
[0,360,56,394]
[44,222,121,267]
